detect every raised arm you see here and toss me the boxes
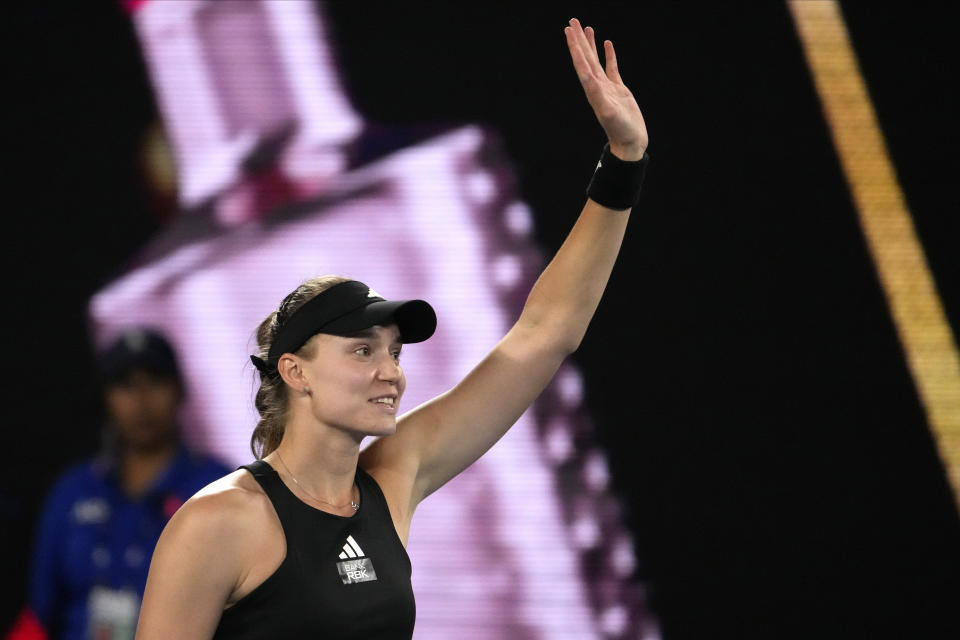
[362,18,649,516]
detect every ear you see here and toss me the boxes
[277,353,308,392]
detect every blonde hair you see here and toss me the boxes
[250,275,351,458]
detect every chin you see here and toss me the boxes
[344,418,397,440]
[366,421,398,438]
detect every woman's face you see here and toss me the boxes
[299,323,406,438]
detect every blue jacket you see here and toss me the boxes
[29,447,232,640]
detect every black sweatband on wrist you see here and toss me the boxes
[586,143,650,210]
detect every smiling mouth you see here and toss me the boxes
[370,396,397,407]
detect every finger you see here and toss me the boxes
[564,26,592,82]
[565,26,600,85]
[604,39,624,85]
[584,25,599,60]
[568,18,604,76]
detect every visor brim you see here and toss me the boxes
[322,299,436,343]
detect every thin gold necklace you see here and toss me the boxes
[274,451,359,512]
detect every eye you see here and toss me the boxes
[392,350,402,363]
[354,346,371,357]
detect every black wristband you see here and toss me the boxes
[586,143,649,210]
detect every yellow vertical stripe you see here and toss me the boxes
[788,0,960,506]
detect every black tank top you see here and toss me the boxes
[212,460,415,639]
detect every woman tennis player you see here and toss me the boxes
[135,18,649,639]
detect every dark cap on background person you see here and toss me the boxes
[97,328,183,386]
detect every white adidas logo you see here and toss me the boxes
[338,535,365,559]
[336,535,378,584]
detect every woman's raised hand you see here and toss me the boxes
[565,18,648,161]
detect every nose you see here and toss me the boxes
[375,353,402,384]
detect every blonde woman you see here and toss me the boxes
[135,19,649,639]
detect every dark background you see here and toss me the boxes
[4,1,959,638]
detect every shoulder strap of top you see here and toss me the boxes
[239,460,294,521]
[355,467,411,571]
[239,459,273,477]
[355,467,392,517]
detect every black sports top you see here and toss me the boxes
[212,460,415,639]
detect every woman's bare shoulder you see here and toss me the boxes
[193,467,266,500]
[167,468,275,542]
[138,469,280,638]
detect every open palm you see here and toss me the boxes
[565,18,648,161]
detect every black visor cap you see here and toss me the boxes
[322,298,437,344]
[262,281,437,370]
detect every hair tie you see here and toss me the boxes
[250,355,276,375]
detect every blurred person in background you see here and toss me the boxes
[6,329,231,640]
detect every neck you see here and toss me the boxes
[267,414,361,505]
[120,440,178,497]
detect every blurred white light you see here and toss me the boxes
[465,169,496,205]
[544,418,574,464]
[504,201,533,236]
[599,604,629,635]
[611,536,636,577]
[583,450,610,492]
[492,253,523,290]
[557,366,584,407]
[571,514,600,549]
